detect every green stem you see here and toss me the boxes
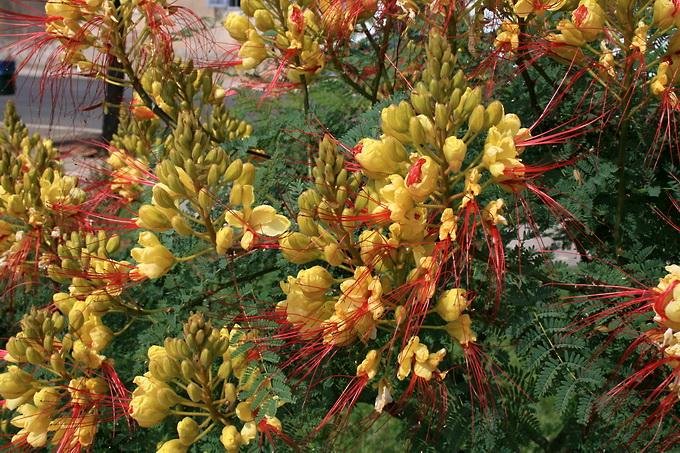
[176,247,214,262]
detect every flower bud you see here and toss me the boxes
[381,101,414,143]
[238,162,256,185]
[216,226,235,254]
[186,382,203,403]
[220,425,242,452]
[485,100,505,128]
[177,417,200,446]
[224,12,251,41]
[235,401,254,422]
[296,266,333,299]
[443,137,467,172]
[157,439,188,453]
[468,105,485,135]
[171,216,193,236]
[137,205,173,231]
[224,159,243,182]
[254,9,274,30]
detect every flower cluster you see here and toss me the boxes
[494,1,680,108]
[276,30,533,418]
[135,106,287,273]
[130,313,289,452]
[224,1,326,81]
[0,308,127,450]
[0,103,90,286]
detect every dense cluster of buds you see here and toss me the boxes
[276,29,530,416]
[130,313,288,452]
[135,108,287,273]
[0,308,127,449]
[224,0,326,81]
[0,103,93,286]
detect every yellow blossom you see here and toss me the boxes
[356,349,380,379]
[494,21,519,51]
[446,314,477,346]
[654,0,680,29]
[482,199,508,226]
[323,267,384,345]
[439,208,457,241]
[378,175,415,222]
[397,336,446,381]
[239,30,267,70]
[225,191,290,250]
[130,373,180,428]
[130,232,175,279]
[355,136,407,179]
[436,289,468,322]
[405,155,440,202]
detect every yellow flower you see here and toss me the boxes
[0,366,35,409]
[653,0,680,29]
[216,226,235,254]
[397,336,446,381]
[39,173,85,208]
[239,30,267,70]
[11,387,61,447]
[631,21,648,54]
[148,346,180,381]
[240,421,258,445]
[356,349,380,379]
[378,175,415,222]
[323,267,384,345]
[295,266,334,299]
[130,373,180,428]
[405,155,440,202]
[11,403,51,447]
[72,340,106,369]
[225,204,291,250]
[651,62,671,96]
[571,0,604,42]
[436,289,468,322]
[655,265,680,329]
[374,379,393,413]
[482,115,527,179]
[130,232,175,280]
[439,208,457,241]
[494,21,519,51]
[354,136,407,179]
[446,314,477,346]
[460,168,481,208]
[45,1,82,20]
[482,199,508,226]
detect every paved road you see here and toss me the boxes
[0,74,116,141]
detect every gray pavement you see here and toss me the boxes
[0,74,111,141]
